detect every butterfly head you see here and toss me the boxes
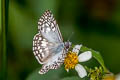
[64,41,72,51]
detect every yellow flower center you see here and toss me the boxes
[64,51,78,70]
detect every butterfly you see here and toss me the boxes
[33,10,71,74]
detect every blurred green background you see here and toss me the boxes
[1,0,120,80]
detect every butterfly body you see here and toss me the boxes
[33,10,71,74]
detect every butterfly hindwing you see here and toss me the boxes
[39,49,66,74]
[33,33,51,64]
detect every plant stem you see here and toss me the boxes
[1,0,9,80]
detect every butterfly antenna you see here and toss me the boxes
[68,32,74,41]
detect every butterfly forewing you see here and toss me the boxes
[38,10,63,42]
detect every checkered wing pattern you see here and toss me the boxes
[33,33,50,64]
[33,10,66,74]
[38,10,63,43]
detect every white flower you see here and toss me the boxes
[64,44,92,78]
[116,73,120,80]
[73,45,92,78]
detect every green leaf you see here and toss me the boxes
[61,76,86,80]
[80,46,109,73]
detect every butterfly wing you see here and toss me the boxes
[33,33,66,74]
[33,10,66,74]
[39,49,66,74]
[33,33,51,64]
[38,10,63,43]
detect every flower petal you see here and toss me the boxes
[78,51,92,62]
[116,73,120,80]
[72,45,82,55]
[75,64,87,78]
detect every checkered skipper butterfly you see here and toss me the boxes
[33,10,71,74]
